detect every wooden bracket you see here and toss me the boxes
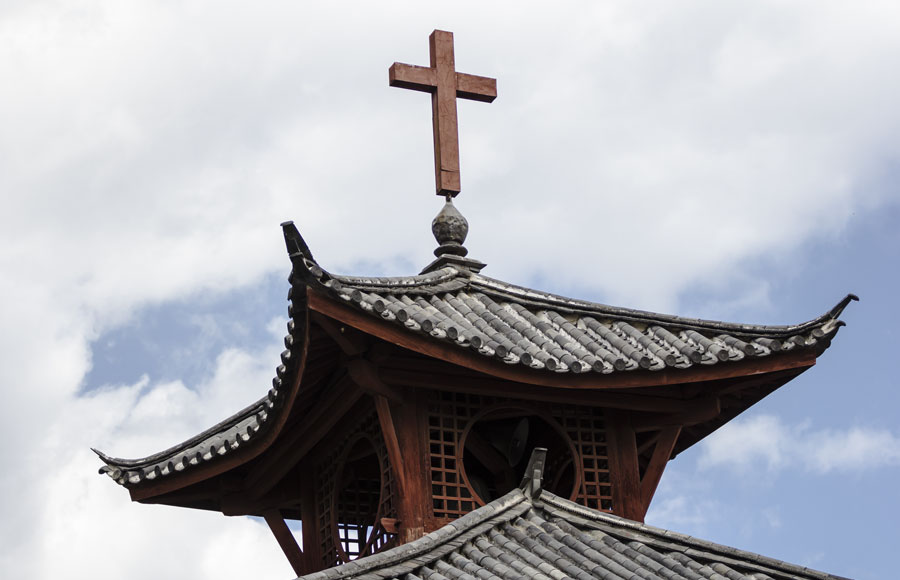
[347,358,405,402]
[374,395,408,495]
[640,427,681,513]
[262,509,306,576]
[631,397,720,432]
[312,311,369,356]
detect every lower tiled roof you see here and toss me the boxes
[299,485,845,580]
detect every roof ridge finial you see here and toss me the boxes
[432,195,469,258]
[519,447,547,499]
[420,198,487,274]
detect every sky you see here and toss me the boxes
[1,1,898,578]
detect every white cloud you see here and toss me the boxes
[699,415,900,475]
[2,321,289,578]
[805,426,900,473]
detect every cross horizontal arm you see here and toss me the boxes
[456,73,497,102]
[389,62,437,93]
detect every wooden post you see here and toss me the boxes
[299,462,321,572]
[606,410,643,522]
[391,391,429,543]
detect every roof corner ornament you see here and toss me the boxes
[519,447,548,499]
[420,195,487,274]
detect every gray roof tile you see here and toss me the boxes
[287,220,853,379]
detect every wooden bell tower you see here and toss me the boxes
[95,29,853,577]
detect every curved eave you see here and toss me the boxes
[94,222,855,499]
[93,285,310,499]
[307,288,822,391]
[284,222,854,386]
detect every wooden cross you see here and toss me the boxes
[389,30,497,197]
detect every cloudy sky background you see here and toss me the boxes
[2,1,898,578]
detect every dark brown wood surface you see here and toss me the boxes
[299,463,321,572]
[243,375,363,499]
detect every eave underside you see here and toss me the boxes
[122,313,814,514]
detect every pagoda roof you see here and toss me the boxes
[284,222,854,377]
[95,222,855,494]
[297,456,845,580]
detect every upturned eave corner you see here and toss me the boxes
[287,220,853,385]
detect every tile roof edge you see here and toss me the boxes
[298,490,530,580]
[470,274,857,337]
[282,221,856,337]
[537,492,849,580]
[93,394,269,468]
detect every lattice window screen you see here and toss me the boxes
[424,391,613,520]
[316,411,396,567]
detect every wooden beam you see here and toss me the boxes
[244,374,363,499]
[347,358,404,402]
[640,427,681,515]
[263,509,306,576]
[631,397,720,432]
[307,289,818,391]
[221,480,301,517]
[311,311,369,356]
[374,395,408,495]
[380,366,697,413]
[636,432,661,456]
[680,366,807,399]
[299,462,321,571]
[606,410,643,522]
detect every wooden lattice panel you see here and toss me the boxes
[424,391,612,519]
[557,407,612,511]
[427,393,478,519]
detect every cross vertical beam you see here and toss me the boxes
[389,30,497,197]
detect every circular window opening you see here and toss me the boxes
[460,409,577,504]
[333,436,383,562]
